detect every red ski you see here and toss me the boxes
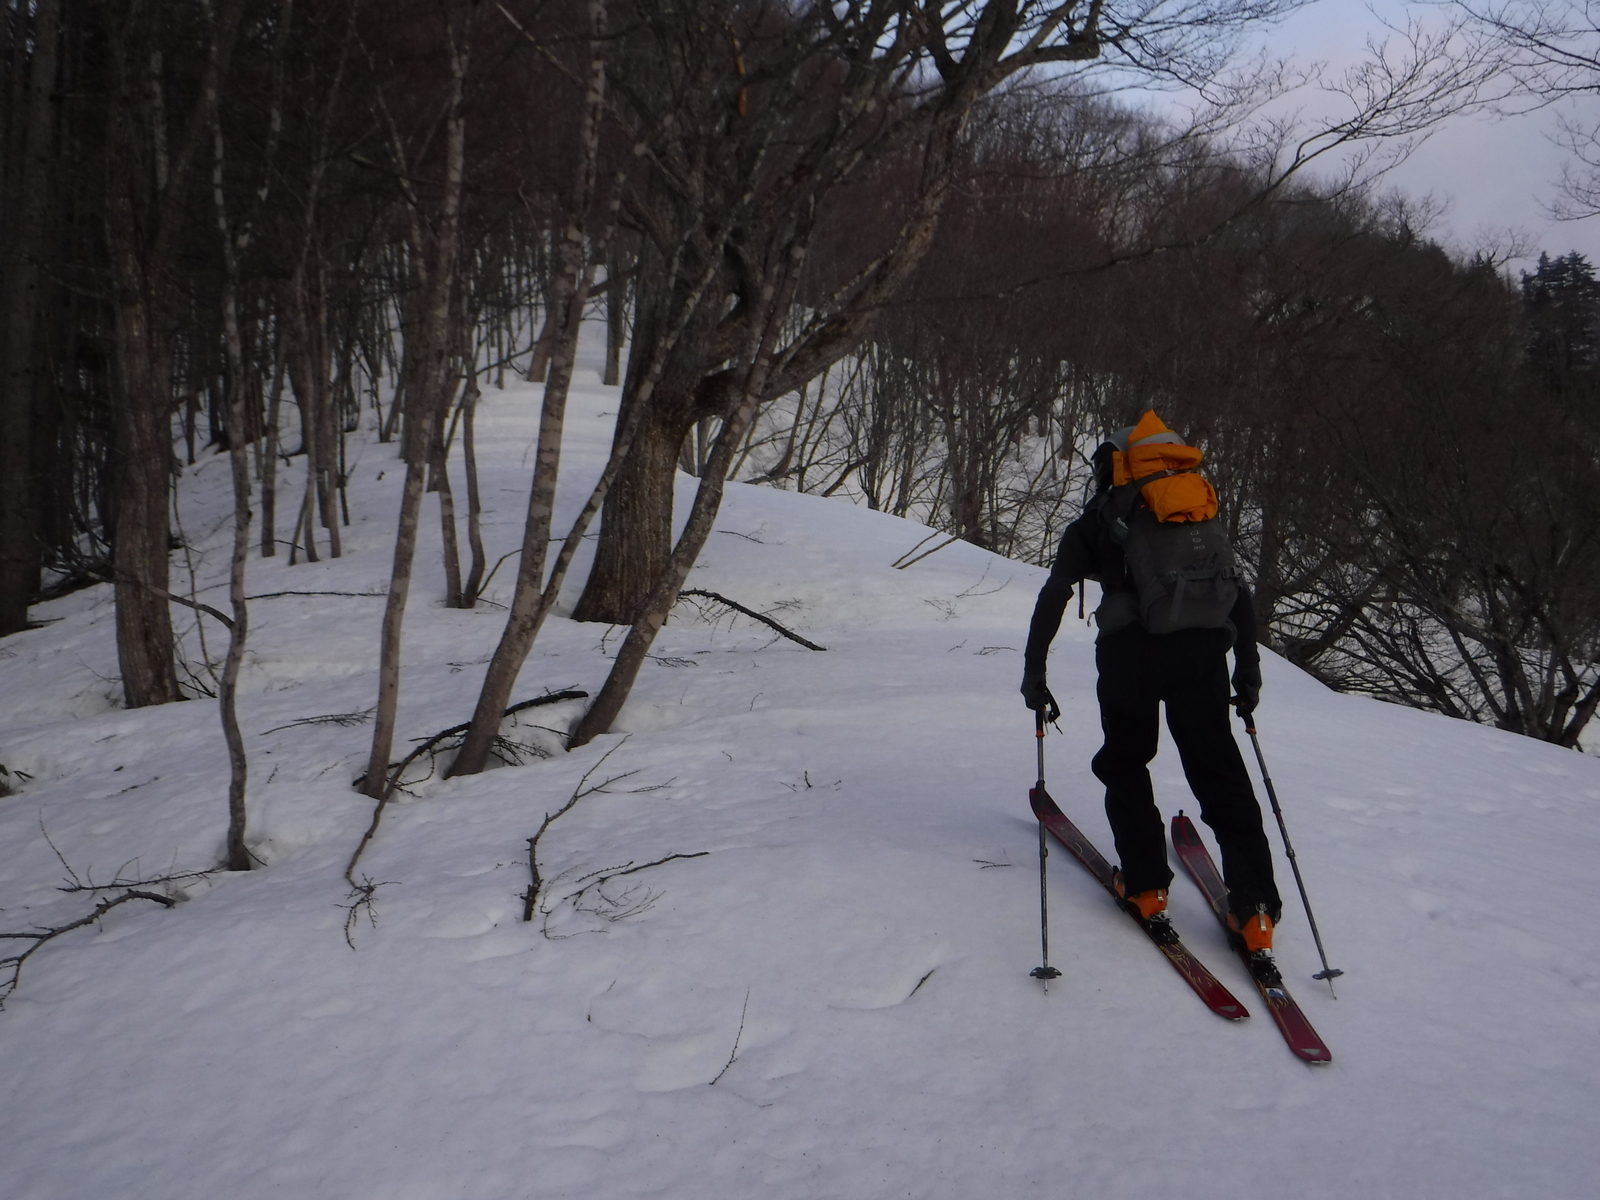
[1170,813,1334,1064]
[1029,786,1248,1021]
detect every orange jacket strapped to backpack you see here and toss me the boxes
[1111,410,1219,525]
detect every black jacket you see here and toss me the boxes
[1023,497,1259,674]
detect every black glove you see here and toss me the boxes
[1232,660,1262,717]
[1021,667,1058,718]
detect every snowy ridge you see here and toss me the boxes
[2,350,1598,1199]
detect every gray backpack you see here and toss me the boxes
[1097,481,1240,635]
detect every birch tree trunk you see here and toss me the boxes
[460,373,487,605]
[208,47,253,871]
[446,0,607,778]
[362,5,472,798]
[313,271,342,557]
[434,392,464,608]
[259,322,287,556]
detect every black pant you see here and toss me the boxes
[1091,626,1280,919]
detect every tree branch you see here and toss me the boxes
[2,890,176,1007]
[677,589,826,650]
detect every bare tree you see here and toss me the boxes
[551,1,1144,747]
[1452,0,1600,215]
[0,0,62,636]
[362,0,476,799]
[101,0,246,706]
[447,0,613,778]
[207,0,289,870]
[566,0,1495,743]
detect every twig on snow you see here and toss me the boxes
[39,821,216,895]
[345,691,590,890]
[353,691,592,803]
[540,851,710,936]
[676,589,826,651]
[262,706,377,735]
[340,873,398,950]
[244,590,386,600]
[891,533,960,570]
[889,530,942,568]
[908,967,937,998]
[1,890,177,1007]
[709,989,751,1084]
[522,738,638,922]
[954,563,1008,599]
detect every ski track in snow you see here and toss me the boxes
[3,335,1599,1200]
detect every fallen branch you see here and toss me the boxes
[245,590,387,600]
[57,868,214,894]
[40,823,217,895]
[339,873,398,950]
[522,738,636,922]
[350,690,588,798]
[87,567,234,630]
[709,989,751,1084]
[2,890,176,1007]
[889,530,943,568]
[677,589,826,651]
[891,534,961,570]
[550,850,710,927]
[261,707,377,736]
[344,690,590,893]
[473,548,522,599]
[537,850,709,939]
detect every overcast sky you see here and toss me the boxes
[1260,0,1600,272]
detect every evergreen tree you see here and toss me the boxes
[1521,251,1600,377]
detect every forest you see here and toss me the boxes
[1,0,1597,860]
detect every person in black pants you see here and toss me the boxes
[1021,437,1281,956]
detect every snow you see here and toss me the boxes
[3,339,1600,1199]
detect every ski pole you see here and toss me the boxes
[1030,707,1062,990]
[1240,714,1344,994]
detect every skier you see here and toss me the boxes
[1020,411,1282,969]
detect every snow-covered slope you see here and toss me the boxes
[3,348,1598,1200]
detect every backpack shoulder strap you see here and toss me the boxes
[1099,481,1146,544]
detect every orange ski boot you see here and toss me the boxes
[1228,904,1281,986]
[1227,905,1275,953]
[1114,872,1176,944]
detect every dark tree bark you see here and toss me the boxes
[570,271,730,624]
[569,387,765,747]
[569,1,1105,627]
[0,0,61,636]
[570,253,795,746]
[101,0,244,706]
[604,246,628,386]
[101,103,183,705]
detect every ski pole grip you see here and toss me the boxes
[1036,708,1046,737]
[1231,699,1256,734]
